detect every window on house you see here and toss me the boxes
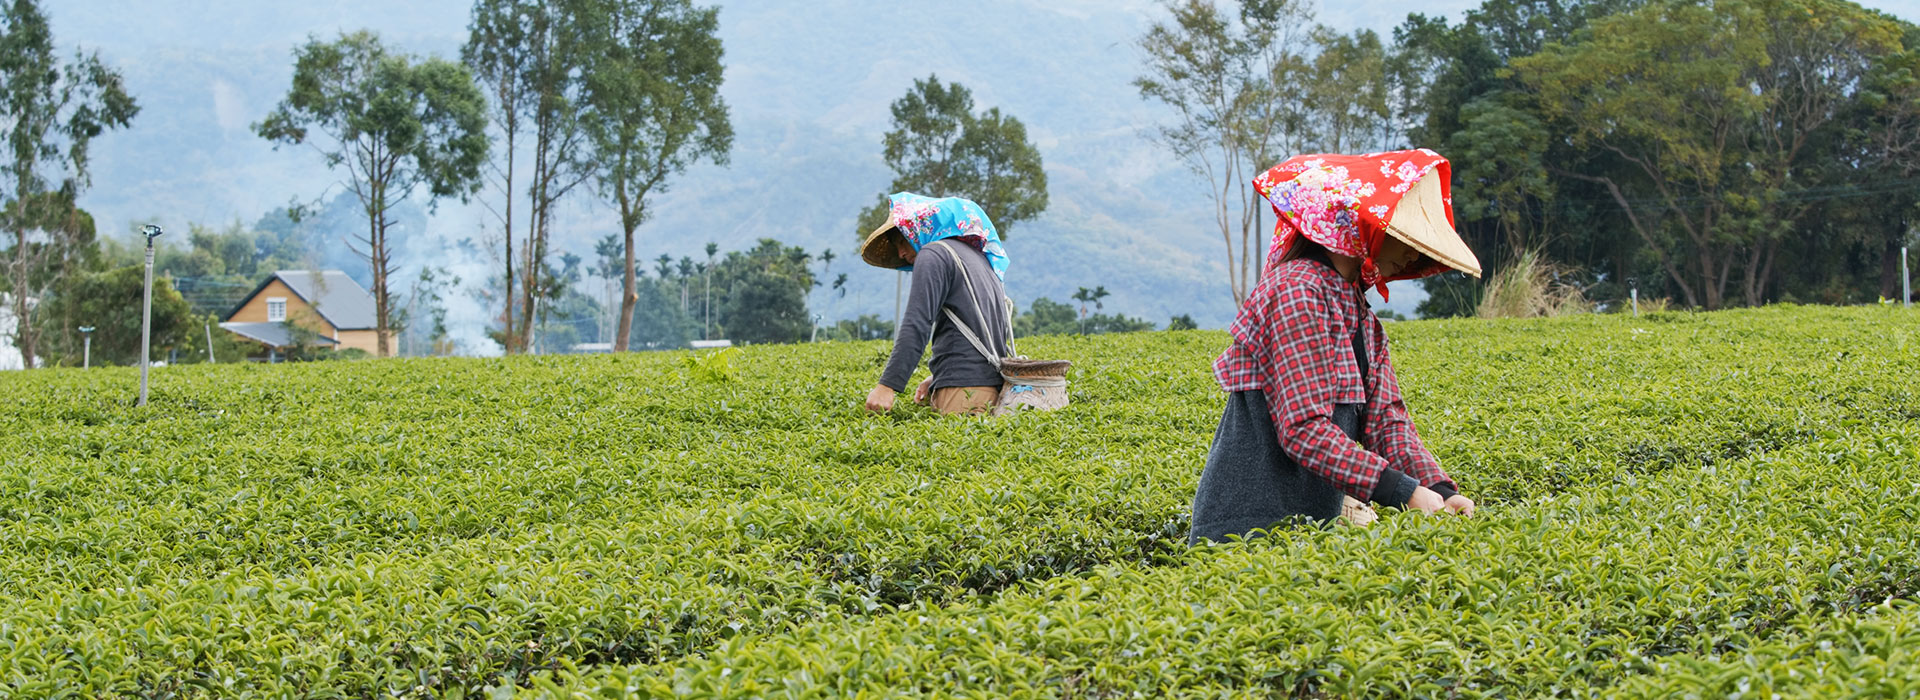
[267,297,287,322]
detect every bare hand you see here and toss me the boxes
[1406,486,1446,514]
[1444,494,1476,517]
[914,377,933,405]
[865,385,897,413]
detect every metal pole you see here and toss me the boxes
[205,322,216,363]
[79,326,93,369]
[138,224,163,406]
[1903,246,1910,309]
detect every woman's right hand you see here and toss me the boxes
[864,385,897,412]
[1406,486,1446,514]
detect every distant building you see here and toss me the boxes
[689,339,733,349]
[221,271,387,355]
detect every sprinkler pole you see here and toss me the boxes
[138,224,164,406]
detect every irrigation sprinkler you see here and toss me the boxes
[138,224,163,407]
[78,326,94,368]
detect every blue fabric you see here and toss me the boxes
[885,193,1009,280]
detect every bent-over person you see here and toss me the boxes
[859,194,1012,416]
[1190,149,1481,544]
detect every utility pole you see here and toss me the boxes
[78,326,94,369]
[138,224,164,407]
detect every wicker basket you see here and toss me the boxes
[993,358,1072,415]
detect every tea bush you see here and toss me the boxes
[1,305,1914,697]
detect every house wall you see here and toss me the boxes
[335,329,388,355]
[229,280,339,337]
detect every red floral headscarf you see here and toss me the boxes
[1254,149,1455,298]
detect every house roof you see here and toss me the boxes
[219,322,340,348]
[226,270,378,330]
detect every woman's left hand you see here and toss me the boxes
[914,378,934,405]
[1444,494,1475,516]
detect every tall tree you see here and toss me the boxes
[256,31,490,356]
[0,0,137,369]
[463,0,597,354]
[575,0,732,352]
[1134,0,1314,306]
[855,76,1050,236]
[855,75,1049,327]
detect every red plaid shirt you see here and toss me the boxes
[1215,258,1454,501]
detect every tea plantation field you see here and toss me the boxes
[3,305,1918,698]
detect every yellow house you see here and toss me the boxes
[221,271,388,355]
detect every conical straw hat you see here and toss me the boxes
[1385,173,1481,278]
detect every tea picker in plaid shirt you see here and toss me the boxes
[1189,150,1484,544]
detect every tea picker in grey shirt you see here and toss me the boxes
[856,194,1014,416]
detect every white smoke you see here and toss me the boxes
[0,293,22,370]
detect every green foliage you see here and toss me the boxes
[4,306,1917,696]
[712,239,813,345]
[1014,296,1079,336]
[822,314,895,342]
[1513,0,1912,309]
[856,75,1049,239]
[1016,296,1154,336]
[1167,314,1199,331]
[680,346,738,383]
[32,264,192,366]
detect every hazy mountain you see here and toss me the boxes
[45,0,1920,353]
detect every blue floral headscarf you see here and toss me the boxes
[884,193,1009,280]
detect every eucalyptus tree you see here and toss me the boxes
[256,31,489,356]
[1134,0,1314,306]
[573,0,733,351]
[464,0,598,353]
[0,0,138,369]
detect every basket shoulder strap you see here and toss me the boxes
[932,240,1003,368]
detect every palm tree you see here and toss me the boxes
[1071,286,1110,335]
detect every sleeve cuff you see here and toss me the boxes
[1367,469,1418,508]
[1430,481,1458,500]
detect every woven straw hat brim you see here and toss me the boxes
[861,222,907,269]
[1384,174,1482,278]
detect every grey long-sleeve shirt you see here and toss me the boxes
[879,241,1012,392]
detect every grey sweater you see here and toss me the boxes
[879,241,1012,392]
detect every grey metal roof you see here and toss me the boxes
[269,270,378,330]
[219,322,340,348]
